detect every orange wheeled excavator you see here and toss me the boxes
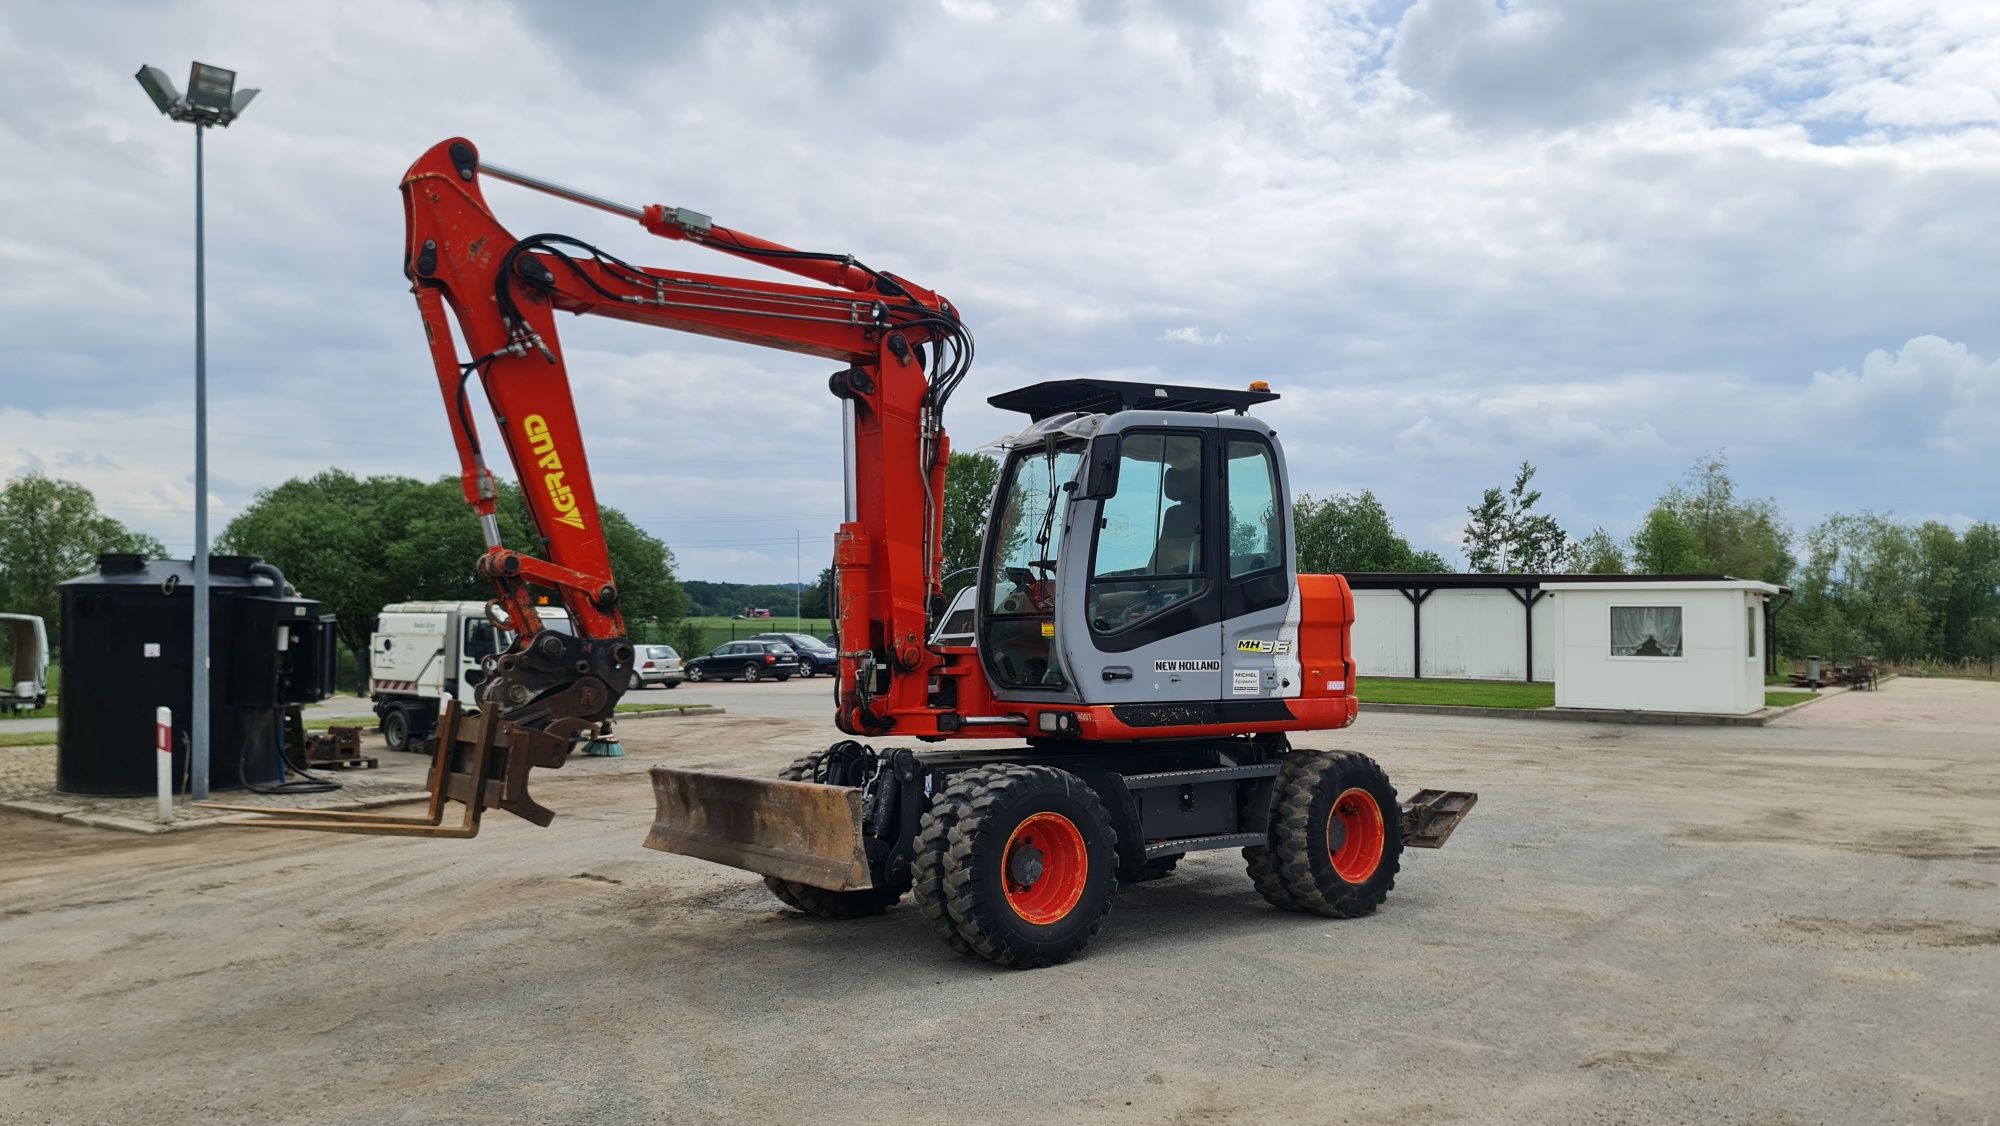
[232,138,1476,967]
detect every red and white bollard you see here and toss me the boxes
[156,706,173,824]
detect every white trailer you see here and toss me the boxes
[368,601,570,751]
[1,613,50,713]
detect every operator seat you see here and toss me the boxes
[1152,465,1203,574]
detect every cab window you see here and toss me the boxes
[982,443,1084,690]
[463,621,498,660]
[1088,432,1205,634]
[1226,439,1281,578]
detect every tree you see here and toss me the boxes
[221,470,686,688]
[1571,527,1628,574]
[1461,462,1570,573]
[941,451,1000,595]
[0,473,164,642]
[674,619,706,660]
[800,564,834,618]
[1782,513,2000,666]
[1631,455,1791,583]
[1293,491,1448,573]
[1628,507,1705,574]
[1944,522,2000,665]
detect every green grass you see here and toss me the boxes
[1354,676,1554,709]
[1765,690,1814,709]
[0,730,55,748]
[614,701,713,715]
[2,704,59,720]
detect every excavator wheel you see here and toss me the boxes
[932,765,1118,969]
[761,751,911,918]
[1243,753,1312,911]
[911,764,1010,955]
[1266,750,1402,918]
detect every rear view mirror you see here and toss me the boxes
[1081,433,1121,499]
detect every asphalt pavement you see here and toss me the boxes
[3,679,1995,1123]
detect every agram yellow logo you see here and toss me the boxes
[523,415,586,531]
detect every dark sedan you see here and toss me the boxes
[685,640,800,683]
[749,632,838,677]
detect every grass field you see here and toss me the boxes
[1354,676,1554,709]
[1765,690,1815,709]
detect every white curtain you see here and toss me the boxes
[1611,606,1683,657]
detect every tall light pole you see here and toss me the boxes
[136,63,258,801]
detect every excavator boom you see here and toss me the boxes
[236,137,968,842]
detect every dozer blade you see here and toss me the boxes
[196,699,581,837]
[1399,789,1479,849]
[645,766,872,891]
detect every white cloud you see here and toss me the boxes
[1162,326,1227,345]
[1806,335,2000,453]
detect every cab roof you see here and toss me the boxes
[988,378,1278,421]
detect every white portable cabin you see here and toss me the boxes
[0,612,50,711]
[1543,579,1783,715]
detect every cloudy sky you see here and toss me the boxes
[2,0,1995,583]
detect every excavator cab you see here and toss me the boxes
[976,379,1299,711]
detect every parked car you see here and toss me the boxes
[749,632,837,677]
[631,644,684,689]
[685,640,799,683]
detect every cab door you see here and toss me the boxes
[1059,419,1225,705]
[1216,428,1300,700]
[457,617,499,708]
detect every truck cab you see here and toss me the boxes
[369,601,570,751]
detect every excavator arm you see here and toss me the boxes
[403,138,968,734]
[213,138,970,836]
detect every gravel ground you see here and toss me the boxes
[1,678,1995,1124]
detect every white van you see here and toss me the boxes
[1,613,50,713]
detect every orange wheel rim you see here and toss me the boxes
[1326,787,1385,883]
[1002,811,1089,925]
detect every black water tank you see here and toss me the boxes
[56,554,334,796]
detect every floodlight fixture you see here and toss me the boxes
[186,62,235,112]
[136,65,183,115]
[135,61,257,127]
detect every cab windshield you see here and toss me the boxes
[981,442,1083,690]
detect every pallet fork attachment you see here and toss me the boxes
[196,701,576,837]
[1399,789,1479,849]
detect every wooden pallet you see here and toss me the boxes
[307,755,380,771]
